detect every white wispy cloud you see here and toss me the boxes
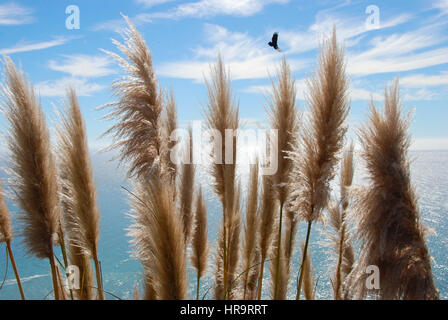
[135,0,175,8]
[244,82,437,102]
[0,37,71,55]
[48,55,116,78]
[93,0,289,31]
[35,77,106,97]
[92,13,152,32]
[348,47,448,76]
[347,22,448,76]
[433,0,448,16]
[158,24,306,81]
[349,88,384,101]
[149,0,289,19]
[279,9,412,54]
[0,3,34,25]
[244,79,307,99]
[245,83,389,102]
[403,88,440,101]
[400,72,448,87]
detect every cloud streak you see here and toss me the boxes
[148,0,289,19]
[400,72,448,87]
[48,55,116,78]
[35,77,106,97]
[0,3,34,25]
[93,0,289,31]
[0,37,72,55]
[135,0,175,8]
[158,24,306,81]
[347,21,448,76]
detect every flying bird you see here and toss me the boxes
[268,32,281,52]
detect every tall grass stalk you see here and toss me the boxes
[191,188,209,300]
[329,144,355,299]
[204,55,239,299]
[288,27,349,300]
[0,180,25,299]
[0,56,62,299]
[345,79,439,299]
[242,162,259,299]
[57,88,103,299]
[100,15,164,179]
[256,176,277,299]
[266,57,299,299]
[129,177,187,299]
[179,127,195,243]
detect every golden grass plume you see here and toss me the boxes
[242,162,260,299]
[191,188,209,299]
[57,88,102,299]
[0,56,60,259]
[128,176,187,300]
[162,88,178,184]
[179,127,195,242]
[256,175,278,299]
[267,56,300,300]
[328,143,355,300]
[346,79,439,300]
[100,15,164,179]
[0,179,12,244]
[204,55,239,299]
[288,26,349,299]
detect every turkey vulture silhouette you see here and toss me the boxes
[268,32,281,52]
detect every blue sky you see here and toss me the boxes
[0,0,447,150]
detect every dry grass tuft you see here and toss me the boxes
[179,127,195,242]
[67,243,95,300]
[267,56,300,300]
[191,188,209,299]
[288,26,349,299]
[345,79,439,300]
[57,88,103,299]
[0,179,25,299]
[267,56,300,206]
[269,232,288,300]
[242,162,260,299]
[1,56,62,299]
[162,88,178,184]
[256,176,278,299]
[0,179,12,244]
[128,176,187,300]
[57,88,100,261]
[301,242,315,300]
[288,26,349,223]
[204,55,240,299]
[328,143,355,300]
[100,15,164,179]
[226,182,242,299]
[1,56,61,260]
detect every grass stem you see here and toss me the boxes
[6,241,25,300]
[273,202,284,300]
[296,221,312,300]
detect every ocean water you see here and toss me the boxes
[0,150,447,300]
